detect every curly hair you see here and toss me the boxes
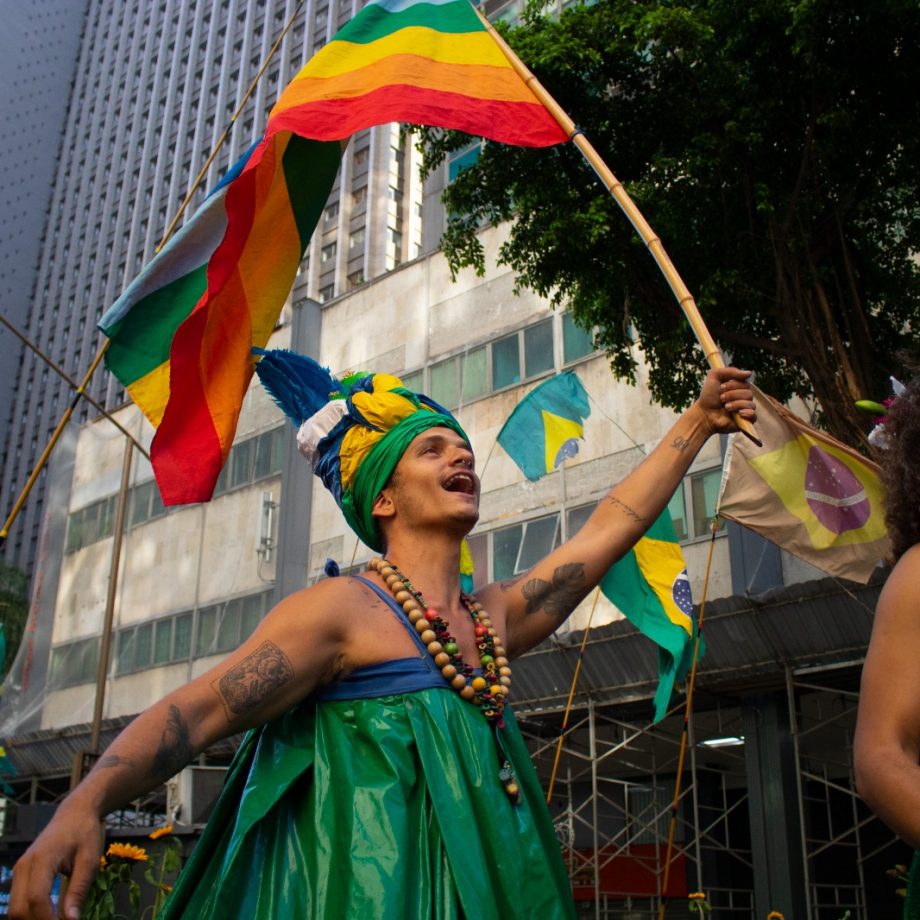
[880,375,920,560]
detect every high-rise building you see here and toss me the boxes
[0,0,88,548]
[0,0,425,584]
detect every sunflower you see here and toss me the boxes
[106,842,148,862]
[148,824,174,841]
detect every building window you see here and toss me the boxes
[668,467,725,541]
[353,147,369,167]
[321,242,336,263]
[349,227,365,249]
[429,347,488,410]
[319,283,335,303]
[492,513,561,581]
[49,637,100,690]
[65,496,117,553]
[562,312,595,364]
[213,427,284,497]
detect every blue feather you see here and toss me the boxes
[253,348,338,425]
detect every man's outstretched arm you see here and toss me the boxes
[9,580,349,920]
[480,367,754,658]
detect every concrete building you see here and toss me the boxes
[0,0,426,585]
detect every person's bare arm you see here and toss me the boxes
[854,544,920,848]
[10,579,349,920]
[477,367,754,658]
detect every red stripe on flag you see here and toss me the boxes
[267,85,567,146]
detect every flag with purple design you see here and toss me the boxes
[717,386,889,583]
[600,510,700,723]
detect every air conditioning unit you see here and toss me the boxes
[165,766,227,826]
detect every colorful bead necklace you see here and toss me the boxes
[369,557,520,803]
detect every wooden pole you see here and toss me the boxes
[88,439,133,756]
[474,9,760,446]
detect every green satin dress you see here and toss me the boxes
[161,578,575,919]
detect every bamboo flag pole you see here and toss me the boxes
[474,9,760,447]
[0,2,306,549]
[657,518,719,920]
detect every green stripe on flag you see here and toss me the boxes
[282,136,346,250]
[104,266,206,386]
[334,0,483,45]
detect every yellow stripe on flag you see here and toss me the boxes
[126,361,171,428]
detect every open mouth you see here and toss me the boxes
[442,471,477,496]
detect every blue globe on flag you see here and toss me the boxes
[672,569,693,615]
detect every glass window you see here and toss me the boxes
[491,334,520,389]
[253,428,281,480]
[492,513,561,580]
[492,523,522,581]
[430,356,459,409]
[460,347,488,402]
[321,242,336,262]
[448,144,480,182]
[668,483,689,541]
[518,514,560,571]
[153,619,172,665]
[135,622,153,670]
[131,482,154,526]
[216,600,241,652]
[115,629,136,675]
[174,612,192,660]
[240,593,264,641]
[524,319,553,379]
[566,503,595,539]
[230,440,253,489]
[691,468,725,537]
[563,312,595,363]
[401,370,423,392]
[196,605,218,656]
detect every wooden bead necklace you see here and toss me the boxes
[369,557,520,803]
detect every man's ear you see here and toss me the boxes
[372,487,396,524]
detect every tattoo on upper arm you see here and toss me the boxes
[151,705,192,780]
[605,495,646,523]
[521,563,587,620]
[671,435,691,453]
[213,641,294,719]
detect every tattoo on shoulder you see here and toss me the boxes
[96,753,134,771]
[605,494,646,523]
[671,435,691,453]
[521,563,587,620]
[214,641,294,718]
[498,579,518,593]
[151,705,192,780]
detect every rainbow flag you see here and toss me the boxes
[100,0,566,505]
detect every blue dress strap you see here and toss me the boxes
[312,575,447,702]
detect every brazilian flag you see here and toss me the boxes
[496,372,590,480]
[601,511,700,722]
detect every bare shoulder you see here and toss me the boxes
[874,545,920,630]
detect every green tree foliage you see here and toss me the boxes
[0,563,29,680]
[416,0,920,445]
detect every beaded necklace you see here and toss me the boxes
[369,557,520,803]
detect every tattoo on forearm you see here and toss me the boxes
[605,495,646,523]
[214,641,294,718]
[522,563,587,620]
[96,754,134,771]
[151,705,192,779]
[671,435,691,453]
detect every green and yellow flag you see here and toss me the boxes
[718,386,889,583]
[496,372,590,480]
[600,511,699,723]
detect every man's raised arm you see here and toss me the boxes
[9,580,349,920]
[481,367,754,658]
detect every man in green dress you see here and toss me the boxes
[9,354,754,919]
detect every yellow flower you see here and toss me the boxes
[689,892,707,899]
[106,842,148,862]
[767,913,786,919]
[98,856,107,870]
[149,824,174,840]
